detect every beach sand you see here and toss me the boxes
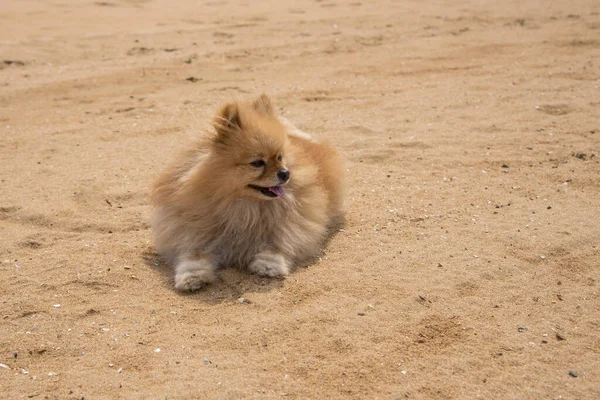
[0,0,598,398]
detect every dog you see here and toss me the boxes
[150,94,344,291]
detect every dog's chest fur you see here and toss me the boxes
[205,195,321,267]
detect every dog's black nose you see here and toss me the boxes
[277,169,290,182]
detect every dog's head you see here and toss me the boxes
[211,95,291,200]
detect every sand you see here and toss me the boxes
[1,0,599,398]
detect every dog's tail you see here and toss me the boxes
[278,116,315,141]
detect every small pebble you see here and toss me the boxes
[401,370,407,375]
[123,266,131,270]
[556,333,566,341]
[53,304,61,308]
[518,327,528,332]
[0,363,9,369]
[203,357,212,364]
[358,312,366,316]
[117,367,123,373]
[154,348,161,353]
[568,370,578,377]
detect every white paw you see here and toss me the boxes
[248,253,289,278]
[174,259,215,291]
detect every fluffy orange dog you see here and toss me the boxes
[150,95,344,291]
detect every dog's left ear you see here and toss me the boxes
[253,94,274,115]
[217,102,242,130]
[213,101,243,144]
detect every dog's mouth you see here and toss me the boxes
[248,184,285,198]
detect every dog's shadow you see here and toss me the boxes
[141,220,343,303]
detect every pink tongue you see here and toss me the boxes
[269,186,285,197]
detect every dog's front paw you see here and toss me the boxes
[248,252,289,278]
[174,259,215,291]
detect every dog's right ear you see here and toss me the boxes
[252,94,274,115]
[213,102,242,144]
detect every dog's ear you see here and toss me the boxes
[213,101,242,143]
[253,94,274,115]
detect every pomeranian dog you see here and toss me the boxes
[150,94,344,291]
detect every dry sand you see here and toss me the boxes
[1,0,599,398]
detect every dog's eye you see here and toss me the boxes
[250,160,265,168]
[277,154,283,161]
